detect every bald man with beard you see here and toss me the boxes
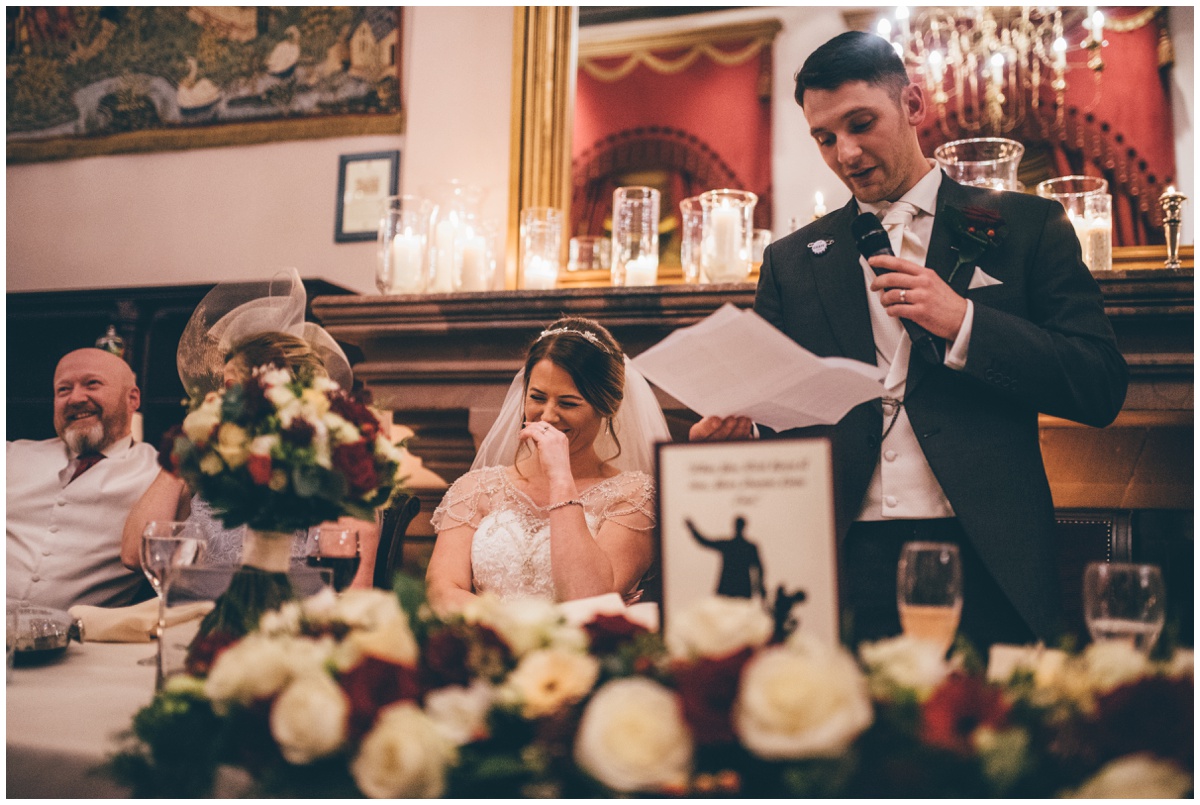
[7,348,161,609]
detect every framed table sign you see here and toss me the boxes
[335,150,400,242]
[656,437,840,646]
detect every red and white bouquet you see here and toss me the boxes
[111,586,1193,798]
[165,366,405,533]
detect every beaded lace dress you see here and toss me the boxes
[188,496,309,566]
[430,466,656,600]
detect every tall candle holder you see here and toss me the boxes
[1036,176,1112,272]
[679,196,703,284]
[699,189,757,283]
[934,138,1024,191]
[377,195,433,294]
[429,180,487,294]
[611,186,661,287]
[1159,186,1188,270]
[520,207,563,290]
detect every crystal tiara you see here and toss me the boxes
[537,327,613,353]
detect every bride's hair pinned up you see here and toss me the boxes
[524,317,625,423]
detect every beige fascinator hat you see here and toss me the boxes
[177,268,353,399]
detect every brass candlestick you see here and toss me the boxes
[1159,186,1188,270]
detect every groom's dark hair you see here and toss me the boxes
[795,31,910,108]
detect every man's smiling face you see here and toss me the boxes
[52,348,140,453]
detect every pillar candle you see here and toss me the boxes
[623,255,658,286]
[523,255,558,290]
[459,235,489,291]
[389,233,424,292]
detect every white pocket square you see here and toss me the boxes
[968,266,1003,290]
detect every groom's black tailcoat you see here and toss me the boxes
[756,175,1128,641]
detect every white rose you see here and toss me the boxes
[301,387,332,416]
[465,595,587,657]
[199,453,225,476]
[500,648,599,719]
[337,614,420,669]
[313,375,340,394]
[249,434,280,457]
[424,682,495,745]
[257,367,292,388]
[859,635,951,699]
[182,407,221,445]
[1067,753,1193,799]
[666,596,773,660]
[323,413,360,446]
[734,638,873,759]
[574,678,693,793]
[259,601,304,636]
[332,588,405,630]
[274,399,304,429]
[351,703,457,799]
[264,383,296,408]
[205,634,332,707]
[1079,641,1152,693]
[270,672,350,764]
[300,587,340,620]
[215,422,249,468]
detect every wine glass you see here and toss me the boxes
[1083,562,1166,655]
[140,522,206,673]
[305,525,360,592]
[897,541,963,654]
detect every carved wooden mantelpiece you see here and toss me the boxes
[314,268,1191,503]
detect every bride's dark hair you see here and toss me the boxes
[517,316,625,463]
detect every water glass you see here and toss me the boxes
[1083,562,1166,655]
[897,541,962,654]
[306,526,361,592]
[611,186,661,286]
[567,236,611,272]
[520,207,564,290]
[377,195,434,294]
[141,522,206,685]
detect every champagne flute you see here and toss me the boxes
[140,522,206,673]
[305,525,360,592]
[1083,562,1166,655]
[897,541,962,654]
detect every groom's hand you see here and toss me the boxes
[689,415,754,442]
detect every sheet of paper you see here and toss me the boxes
[633,304,885,431]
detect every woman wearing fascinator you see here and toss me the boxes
[425,316,672,614]
[121,269,381,587]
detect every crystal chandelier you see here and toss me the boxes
[875,6,1106,138]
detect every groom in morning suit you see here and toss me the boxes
[693,32,1127,649]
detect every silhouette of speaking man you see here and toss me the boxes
[686,516,766,600]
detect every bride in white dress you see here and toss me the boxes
[426,317,671,614]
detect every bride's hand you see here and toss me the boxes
[520,421,572,480]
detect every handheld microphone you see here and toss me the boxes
[851,212,943,364]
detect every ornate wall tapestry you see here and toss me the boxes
[7,7,402,163]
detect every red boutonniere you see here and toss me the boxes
[944,205,1007,283]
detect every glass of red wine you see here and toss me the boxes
[305,525,360,592]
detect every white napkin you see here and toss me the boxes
[968,266,1004,290]
[68,598,215,643]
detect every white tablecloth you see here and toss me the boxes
[6,641,152,797]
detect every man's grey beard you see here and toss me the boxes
[63,420,106,454]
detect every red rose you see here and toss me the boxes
[672,648,754,745]
[339,655,421,739]
[584,613,650,655]
[329,392,381,441]
[247,453,272,486]
[920,672,1009,755]
[332,440,379,494]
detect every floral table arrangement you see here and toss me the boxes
[161,366,405,658]
[110,581,1193,798]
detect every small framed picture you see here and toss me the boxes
[655,437,841,646]
[335,150,400,243]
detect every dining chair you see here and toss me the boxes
[373,493,422,590]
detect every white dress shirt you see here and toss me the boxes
[854,164,976,521]
[7,434,161,609]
